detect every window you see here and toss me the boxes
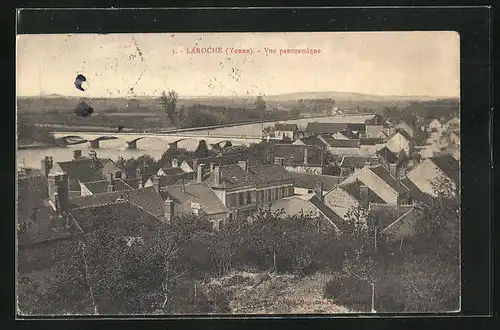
[247,191,251,204]
[239,192,244,205]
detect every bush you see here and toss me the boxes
[323,275,372,312]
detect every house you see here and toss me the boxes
[428,118,443,132]
[305,122,348,136]
[395,121,415,139]
[339,156,380,176]
[385,130,413,157]
[404,154,459,197]
[41,150,123,197]
[332,129,359,140]
[68,186,167,221]
[175,154,241,173]
[339,163,411,205]
[443,116,460,132]
[274,123,299,140]
[160,182,230,230]
[272,144,325,174]
[288,171,346,195]
[79,173,134,196]
[270,193,345,234]
[204,160,294,218]
[449,130,460,146]
[364,114,385,138]
[368,203,419,242]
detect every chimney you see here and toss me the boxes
[73,150,82,160]
[136,167,143,188]
[213,165,221,186]
[164,198,174,224]
[389,163,398,177]
[238,160,249,172]
[152,175,160,193]
[106,173,115,192]
[197,164,205,183]
[171,158,179,168]
[398,167,407,179]
[41,156,53,178]
[89,149,97,159]
[274,157,284,167]
[359,184,369,208]
[48,173,69,211]
[303,148,308,165]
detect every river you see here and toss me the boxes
[16,115,369,168]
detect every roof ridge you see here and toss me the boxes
[127,200,163,220]
[381,207,415,232]
[70,199,129,211]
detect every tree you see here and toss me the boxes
[254,96,267,120]
[160,90,179,125]
[290,108,301,118]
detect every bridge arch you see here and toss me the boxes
[89,136,118,148]
[126,136,165,149]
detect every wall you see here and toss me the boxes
[101,161,121,177]
[386,133,411,156]
[79,183,93,197]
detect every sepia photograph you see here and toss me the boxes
[16,31,461,316]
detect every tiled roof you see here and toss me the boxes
[289,171,345,191]
[339,156,377,168]
[376,147,399,165]
[81,178,133,194]
[360,138,386,146]
[270,194,345,232]
[157,172,195,186]
[206,164,256,189]
[275,123,298,131]
[400,177,433,206]
[183,154,241,169]
[273,144,324,166]
[305,122,348,134]
[56,157,106,184]
[161,182,229,216]
[250,164,293,187]
[430,154,460,185]
[346,123,366,132]
[158,167,185,176]
[368,204,415,230]
[388,129,412,142]
[293,135,325,146]
[17,204,84,247]
[339,180,386,205]
[69,200,162,234]
[338,130,359,139]
[370,165,410,195]
[68,186,165,219]
[320,135,360,148]
[123,177,140,189]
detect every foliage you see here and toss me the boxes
[160,90,179,125]
[254,95,267,119]
[194,140,210,158]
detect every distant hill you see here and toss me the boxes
[17,91,458,114]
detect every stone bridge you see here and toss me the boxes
[52,132,263,149]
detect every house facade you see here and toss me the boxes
[273,123,299,140]
[386,131,412,157]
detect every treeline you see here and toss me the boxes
[17,123,57,145]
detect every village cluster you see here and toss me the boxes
[17,113,460,246]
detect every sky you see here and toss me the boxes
[16,32,460,98]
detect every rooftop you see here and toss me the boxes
[68,186,165,219]
[368,203,417,231]
[69,200,162,234]
[273,144,324,166]
[339,180,386,205]
[430,154,460,185]
[320,135,360,148]
[340,156,379,168]
[305,122,348,134]
[81,178,133,195]
[289,172,345,191]
[275,123,299,131]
